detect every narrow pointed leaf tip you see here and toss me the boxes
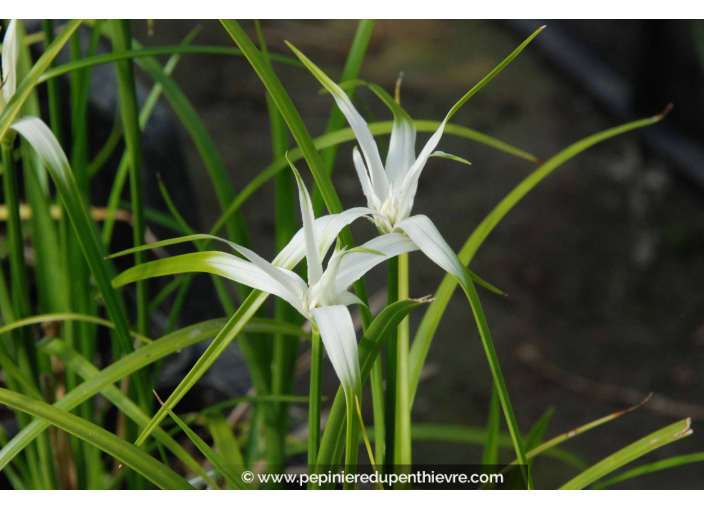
[286,40,389,199]
[429,151,472,166]
[655,103,673,121]
[444,25,545,123]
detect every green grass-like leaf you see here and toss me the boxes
[133,291,270,447]
[560,419,692,490]
[37,45,302,83]
[459,275,533,488]
[219,20,348,224]
[12,117,152,410]
[0,317,294,471]
[481,387,500,466]
[409,109,673,409]
[109,20,149,342]
[366,424,586,470]
[155,392,250,490]
[498,395,651,480]
[41,338,219,489]
[85,21,251,260]
[0,387,193,490]
[205,413,246,489]
[593,452,704,490]
[102,27,200,246]
[0,312,151,344]
[429,151,471,166]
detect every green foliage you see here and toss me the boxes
[0,19,685,491]
[0,388,193,489]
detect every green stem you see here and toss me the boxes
[370,356,385,470]
[308,326,322,488]
[481,386,500,466]
[344,392,361,490]
[384,256,398,477]
[393,252,411,488]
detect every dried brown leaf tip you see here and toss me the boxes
[655,103,674,121]
[612,392,654,418]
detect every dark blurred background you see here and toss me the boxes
[36,20,704,488]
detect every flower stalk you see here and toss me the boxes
[384,256,398,477]
[307,324,322,485]
[393,251,411,487]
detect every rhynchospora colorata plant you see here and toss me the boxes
[0,19,689,490]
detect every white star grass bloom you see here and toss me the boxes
[288,43,504,296]
[0,19,18,114]
[94,142,416,399]
[278,157,418,397]
[184,163,416,398]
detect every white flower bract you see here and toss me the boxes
[289,43,481,293]
[0,19,18,114]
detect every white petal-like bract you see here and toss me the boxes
[1,19,18,109]
[312,305,361,400]
[335,233,419,294]
[394,215,470,289]
[287,43,389,200]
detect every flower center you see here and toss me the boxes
[373,198,399,234]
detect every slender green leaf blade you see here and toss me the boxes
[11,117,151,408]
[560,419,692,490]
[367,424,585,469]
[0,317,293,470]
[205,413,246,489]
[409,109,673,408]
[593,452,704,490]
[134,291,270,446]
[0,387,193,490]
[481,387,500,466]
[429,151,471,166]
[37,45,302,83]
[459,277,533,489]
[155,392,250,490]
[42,338,219,489]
